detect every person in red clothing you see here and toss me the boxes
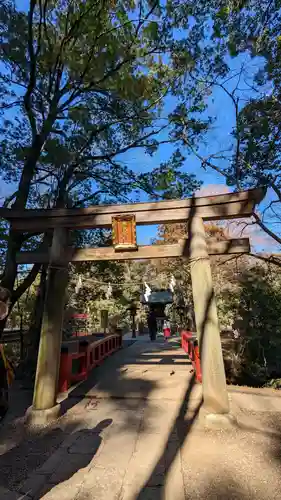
[163,320,171,341]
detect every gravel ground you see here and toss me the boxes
[0,383,77,491]
[179,410,281,500]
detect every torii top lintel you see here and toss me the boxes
[0,187,266,232]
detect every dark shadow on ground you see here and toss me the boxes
[0,417,112,496]
[60,339,182,426]
[0,421,77,491]
[30,419,112,500]
[135,372,203,500]
[1,381,33,423]
[0,341,158,491]
[0,382,34,468]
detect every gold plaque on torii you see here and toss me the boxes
[112,214,138,251]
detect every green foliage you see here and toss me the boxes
[235,266,281,374]
[3,0,281,390]
[266,378,281,389]
[139,149,201,199]
[168,0,281,245]
[214,257,281,385]
[213,3,280,182]
[152,221,281,386]
[67,260,149,335]
[0,0,211,213]
[0,0,216,320]
[5,272,41,331]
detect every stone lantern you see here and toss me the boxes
[127,302,138,338]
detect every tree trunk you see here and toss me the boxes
[0,229,23,335]
[0,136,45,337]
[16,265,48,384]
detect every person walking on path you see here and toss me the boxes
[147,309,157,342]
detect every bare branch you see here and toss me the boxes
[83,125,169,163]
[71,190,106,208]
[2,191,18,208]
[23,0,38,137]
[181,131,229,178]
[0,100,22,110]
[253,212,281,245]
[249,252,281,268]
[11,263,41,305]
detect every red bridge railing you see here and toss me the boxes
[58,334,122,393]
[181,330,202,383]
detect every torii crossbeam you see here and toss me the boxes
[0,187,265,231]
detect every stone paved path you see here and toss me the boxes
[1,337,281,499]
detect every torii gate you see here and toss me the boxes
[0,187,265,425]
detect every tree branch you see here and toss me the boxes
[72,190,106,207]
[2,191,18,208]
[23,0,38,138]
[83,125,169,162]
[253,212,281,245]
[11,263,41,305]
[249,252,281,268]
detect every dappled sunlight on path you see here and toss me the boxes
[1,338,281,499]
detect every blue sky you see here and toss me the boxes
[16,0,29,9]
[4,1,279,253]
[128,52,277,251]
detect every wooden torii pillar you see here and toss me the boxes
[189,217,230,422]
[27,227,69,424]
[0,188,265,425]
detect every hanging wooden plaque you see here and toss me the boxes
[112,214,137,251]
